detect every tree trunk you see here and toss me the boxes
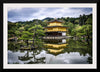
[86,30,90,45]
[26,40,29,46]
[33,37,34,47]
[87,35,90,45]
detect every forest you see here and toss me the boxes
[8,13,92,49]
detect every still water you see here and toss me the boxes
[8,38,92,64]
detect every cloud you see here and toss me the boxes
[8,8,92,22]
[8,8,41,22]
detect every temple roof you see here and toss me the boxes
[48,19,63,23]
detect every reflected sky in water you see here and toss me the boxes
[8,50,90,64]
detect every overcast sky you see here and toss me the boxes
[8,8,92,22]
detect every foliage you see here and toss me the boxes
[85,18,92,25]
[8,22,17,38]
[76,25,92,36]
[19,31,33,40]
[28,25,45,48]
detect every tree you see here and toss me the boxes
[18,26,25,33]
[24,24,31,31]
[16,23,22,28]
[28,25,45,48]
[19,31,33,46]
[76,25,92,44]
[8,21,17,38]
[74,19,79,24]
[79,14,87,25]
[15,26,25,38]
[71,24,81,36]
[85,18,92,25]
[82,14,87,25]
[66,22,75,35]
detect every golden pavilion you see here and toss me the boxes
[43,19,68,39]
[43,19,68,55]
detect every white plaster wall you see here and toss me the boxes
[62,32,66,36]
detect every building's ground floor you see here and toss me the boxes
[45,32,66,36]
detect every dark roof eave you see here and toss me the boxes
[44,26,67,28]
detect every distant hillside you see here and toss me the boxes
[42,17,54,21]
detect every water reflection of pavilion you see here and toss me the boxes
[44,39,68,55]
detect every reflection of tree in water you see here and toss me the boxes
[18,49,45,64]
[18,51,33,61]
[87,56,92,64]
[27,49,45,64]
[8,41,21,52]
[67,39,92,54]
[65,38,92,64]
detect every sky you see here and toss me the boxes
[8,8,92,22]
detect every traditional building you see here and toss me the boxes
[43,19,68,40]
[43,19,68,55]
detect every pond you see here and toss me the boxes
[8,38,92,64]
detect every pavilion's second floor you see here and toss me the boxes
[45,27,67,32]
